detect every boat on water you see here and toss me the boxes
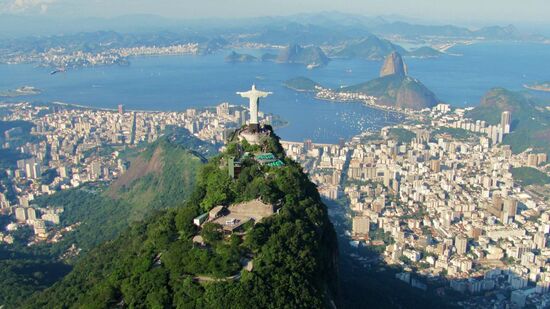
[50,67,66,75]
[306,63,321,70]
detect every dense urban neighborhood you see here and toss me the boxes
[282,103,550,308]
[1,93,549,307]
[0,101,274,245]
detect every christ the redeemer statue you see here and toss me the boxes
[237,84,272,132]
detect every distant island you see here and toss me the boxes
[263,44,330,69]
[283,77,322,92]
[0,86,41,97]
[224,51,258,63]
[524,81,550,92]
[407,46,444,58]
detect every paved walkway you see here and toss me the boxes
[192,259,253,283]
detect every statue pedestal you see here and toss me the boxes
[237,125,271,145]
[248,123,260,133]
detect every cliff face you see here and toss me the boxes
[379,51,407,77]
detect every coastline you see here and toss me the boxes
[316,95,407,115]
[282,84,316,93]
[50,101,165,113]
[287,87,412,117]
[523,84,550,92]
[0,86,42,98]
[48,101,289,130]
[48,101,225,114]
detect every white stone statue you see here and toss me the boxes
[237,84,272,129]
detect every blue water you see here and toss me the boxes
[410,42,550,106]
[1,41,549,143]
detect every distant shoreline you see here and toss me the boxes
[523,84,550,92]
[51,101,162,113]
[49,101,212,114]
[314,95,411,116]
[283,84,411,116]
[282,84,316,93]
[48,101,288,130]
[0,86,41,98]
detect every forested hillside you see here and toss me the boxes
[467,88,550,155]
[0,136,205,308]
[24,128,339,308]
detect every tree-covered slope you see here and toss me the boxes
[341,74,404,97]
[107,138,205,222]
[24,128,338,308]
[0,256,71,308]
[467,88,550,154]
[283,76,322,92]
[41,137,205,255]
[0,136,205,308]
[511,167,550,186]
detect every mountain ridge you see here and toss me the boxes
[332,35,407,60]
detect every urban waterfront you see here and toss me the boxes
[2,41,550,143]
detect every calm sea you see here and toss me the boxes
[1,41,549,143]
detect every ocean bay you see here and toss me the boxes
[1,41,549,143]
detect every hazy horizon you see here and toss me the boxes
[1,0,550,28]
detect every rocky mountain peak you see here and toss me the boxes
[380,51,407,77]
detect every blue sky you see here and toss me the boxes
[1,0,549,25]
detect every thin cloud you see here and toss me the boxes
[0,0,57,14]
